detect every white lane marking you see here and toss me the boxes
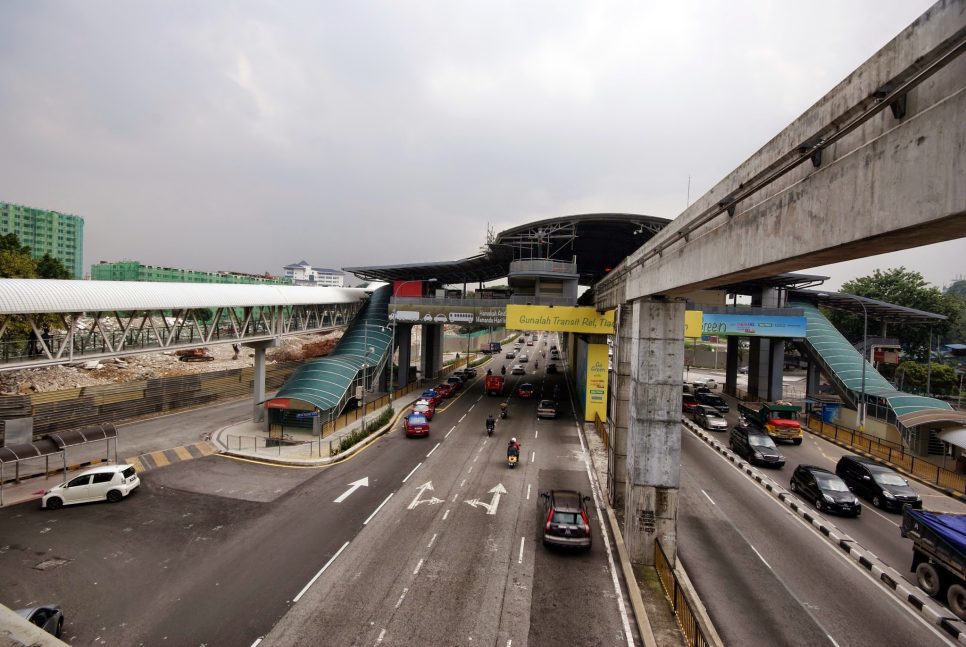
[473,455,479,463]
[578,430,585,450]
[460,479,467,487]
[402,463,422,483]
[468,466,473,474]
[251,639,263,647]
[426,442,441,457]
[535,429,539,439]
[459,414,467,423]
[363,493,394,525]
[413,558,424,575]
[427,533,437,548]
[507,641,512,647]
[750,545,772,570]
[702,490,716,505]
[446,425,456,438]
[518,536,525,564]
[443,509,450,520]
[451,493,459,502]
[827,635,840,647]
[394,587,409,609]
[469,404,475,412]
[293,540,350,602]
[376,628,387,644]
[478,444,485,453]
[530,451,535,463]
[866,506,900,528]
[526,484,531,500]
[477,396,482,402]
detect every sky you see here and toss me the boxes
[0,0,960,291]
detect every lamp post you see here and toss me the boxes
[388,278,437,406]
[819,292,867,430]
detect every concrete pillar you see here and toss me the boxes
[246,339,278,425]
[625,297,684,566]
[608,304,632,509]
[397,324,413,388]
[806,360,821,400]
[766,339,784,401]
[724,336,739,397]
[421,324,444,381]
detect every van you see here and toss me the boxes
[834,455,922,511]
[42,464,140,509]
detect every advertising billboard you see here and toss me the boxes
[584,343,609,422]
[505,305,614,334]
[685,311,806,338]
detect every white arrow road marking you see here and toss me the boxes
[333,477,369,503]
[464,483,508,515]
[407,481,443,509]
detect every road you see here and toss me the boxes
[0,335,636,645]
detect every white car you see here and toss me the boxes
[42,464,140,509]
[511,364,526,375]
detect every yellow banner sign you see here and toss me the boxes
[584,343,609,422]
[506,305,615,334]
[684,310,703,338]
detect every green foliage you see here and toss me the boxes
[894,360,959,395]
[825,267,961,358]
[943,281,966,345]
[36,253,71,279]
[335,406,395,454]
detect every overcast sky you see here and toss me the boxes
[0,0,960,290]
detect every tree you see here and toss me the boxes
[895,360,959,395]
[824,267,961,359]
[0,233,37,278]
[943,281,966,345]
[36,253,72,279]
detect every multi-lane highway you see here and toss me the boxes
[0,335,637,646]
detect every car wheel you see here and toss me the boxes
[872,495,882,509]
[916,562,942,597]
[106,490,123,503]
[815,498,823,511]
[55,616,63,638]
[948,584,966,620]
[789,480,797,493]
[45,497,63,510]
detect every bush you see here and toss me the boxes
[335,406,394,454]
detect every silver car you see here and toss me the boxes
[693,405,728,431]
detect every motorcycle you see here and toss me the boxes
[499,404,508,419]
[507,446,520,468]
[486,420,495,437]
[500,365,506,375]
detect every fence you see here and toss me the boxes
[654,539,711,647]
[807,414,966,494]
[594,412,609,450]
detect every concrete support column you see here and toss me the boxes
[806,360,821,401]
[766,339,784,401]
[397,324,413,388]
[246,339,278,426]
[421,324,444,381]
[724,336,740,397]
[608,304,632,509]
[625,297,684,566]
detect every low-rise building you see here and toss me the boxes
[283,261,345,287]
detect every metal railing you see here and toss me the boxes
[654,540,711,647]
[806,414,966,494]
[508,259,577,275]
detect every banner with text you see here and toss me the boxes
[506,305,614,334]
[686,312,806,338]
[584,343,609,422]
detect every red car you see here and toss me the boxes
[446,376,463,392]
[682,393,700,415]
[517,383,536,399]
[435,383,454,398]
[404,413,430,438]
[412,399,435,420]
[420,389,442,406]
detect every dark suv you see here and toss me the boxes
[834,455,922,512]
[539,490,592,550]
[790,465,861,517]
[730,425,785,468]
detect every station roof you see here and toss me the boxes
[791,289,948,324]
[344,213,670,286]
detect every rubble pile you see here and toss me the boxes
[0,331,343,395]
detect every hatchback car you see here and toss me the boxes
[15,605,64,638]
[692,405,728,431]
[536,400,558,419]
[511,364,526,375]
[789,465,861,517]
[403,413,430,438]
[730,425,785,468]
[434,383,454,398]
[835,455,922,511]
[517,383,536,399]
[539,489,592,550]
[682,393,700,415]
[42,464,140,509]
[412,399,435,420]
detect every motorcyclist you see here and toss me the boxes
[486,368,492,376]
[499,401,508,418]
[507,437,521,456]
[486,414,495,430]
[501,365,506,375]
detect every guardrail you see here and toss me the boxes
[654,539,711,647]
[806,414,966,494]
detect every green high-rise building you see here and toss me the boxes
[90,260,291,285]
[0,202,85,279]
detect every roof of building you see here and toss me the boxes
[345,213,670,285]
[284,261,344,274]
[0,279,367,314]
[791,289,948,323]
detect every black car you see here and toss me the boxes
[539,489,592,550]
[835,455,922,512]
[730,425,785,468]
[546,363,558,374]
[15,605,64,638]
[696,392,730,413]
[789,465,861,517]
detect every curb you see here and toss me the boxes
[686,418,966,644]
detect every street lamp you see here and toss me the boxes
[388,278,437,406]
[819,292,868,430]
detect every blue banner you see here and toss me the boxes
[699,313,806,338]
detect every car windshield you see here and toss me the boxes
[539,400,554,408]
[705,409,722,418]
[814,473,849,492]
[873,472,908,486]
[749,435,777,449]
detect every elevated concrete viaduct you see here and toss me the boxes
[595,0,966,566]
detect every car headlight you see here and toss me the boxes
[824,494,835,503]
[882,491,895,499]
[752,452,763,459]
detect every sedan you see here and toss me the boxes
[518,354,529,363]
[434,383,454,398]
[505,351,516,359]
[536,400,558,419]
[412,399,435,420]
[546,363,559,375]
[420,389,443,406]
[517,383,536,399]
[692,405,728,431]
[511,364,526,375]
[403,413,430,438]
[790,465,861,517]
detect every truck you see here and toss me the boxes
[484,374,505,396]
[901,508,966,619]
[737,401,803,445]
